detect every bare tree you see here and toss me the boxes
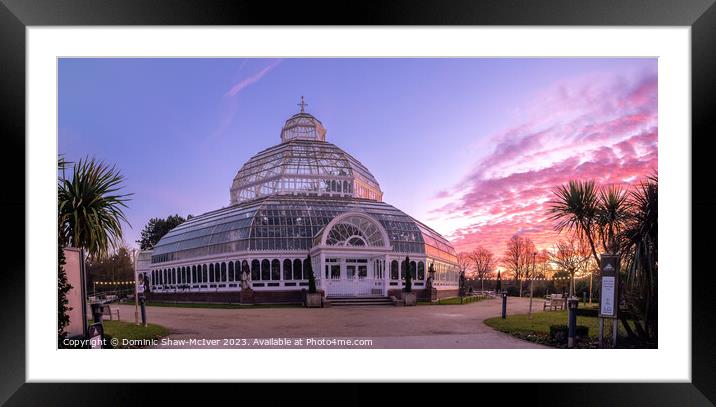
[457,252,472,277]
[502,234,536,297]
[470,246,496,291]
[535,249,551,278]
[550,237,591,296]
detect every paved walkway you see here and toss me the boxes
[115,296,548,349]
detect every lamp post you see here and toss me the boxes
[528,251,536,320]
[132,248,139,326]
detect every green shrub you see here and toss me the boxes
[505,286,520,297]
[549,324,589,343]
[575,308,599,317]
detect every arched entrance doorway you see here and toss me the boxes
[311,212,391,297]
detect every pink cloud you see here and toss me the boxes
[431,68,658,257]
[225,59,282,98]
[208,59,283,142]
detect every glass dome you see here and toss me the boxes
[230,107,383,204]
[280,112,327,142]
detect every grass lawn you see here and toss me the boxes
[145,301,301,309]
[484,308,639,348]
[95,320,170,349]
[418,296,489,305]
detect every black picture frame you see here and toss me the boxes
[1,0,714,405]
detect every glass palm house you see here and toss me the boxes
[143,100,459,303]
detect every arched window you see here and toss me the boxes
[172,268,176,284]
[293,259,303,280]
[202,264,208,282]
[391,260,399,280]
[271,259,280,280]
[221,262,227,282]
[228,262,235,282]
[261,259,270,280]
[251,260,260,281]
[283,259,293,280]
[304,258,312,279]
[410,261,416,279]
[209,264,215,283]
[323,215,385,247]
[418,262,425,280]
[400,260,407,279]
[242,260,250,280]
[215,263,221,282]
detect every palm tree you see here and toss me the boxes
[597,185,628,254]
[549,175,658,345]
[548,180,601,265]
[620,173,658,342]
[58,157,132,258]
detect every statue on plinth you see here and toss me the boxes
[240,268,251,290]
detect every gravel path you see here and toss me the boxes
[115,296,548,349]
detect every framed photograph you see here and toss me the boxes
[2,0,714,404]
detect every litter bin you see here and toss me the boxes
[90,303,103,324]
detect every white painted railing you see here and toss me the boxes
[326,278,384,297]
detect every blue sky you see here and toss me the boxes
[59,58,656,253]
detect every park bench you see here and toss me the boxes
[543,294,566,311]
[101,304,120,321]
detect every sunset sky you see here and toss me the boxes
[59,58,657,256]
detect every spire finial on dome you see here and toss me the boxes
[298,96,308,113]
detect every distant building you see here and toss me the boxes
[145,100,459,303]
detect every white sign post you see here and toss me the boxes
[600,276,615,317]
[598,255,619,348]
